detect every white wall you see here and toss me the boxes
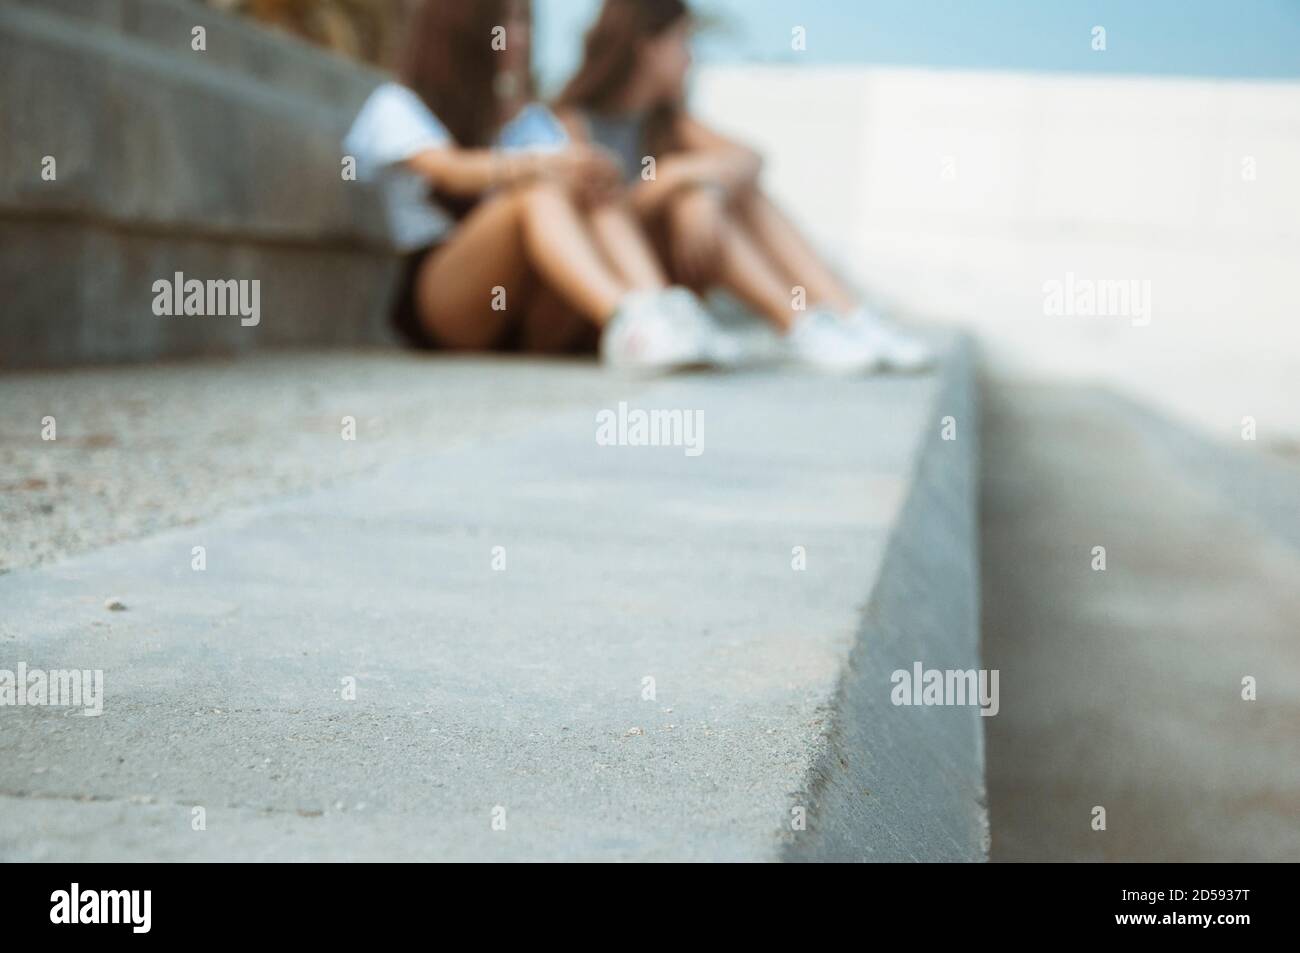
[694,65,1300,445]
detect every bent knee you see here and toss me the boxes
[508,178,576,215]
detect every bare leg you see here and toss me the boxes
[652,188,798,332]
[516,184,629,320]
[732,188,858,314]
[518,287,600,354]
[586,200,669,291]
[417,182,629,350]
[520,200,664,354]
[712,217,800,332]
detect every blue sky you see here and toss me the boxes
[535,0,1300,90]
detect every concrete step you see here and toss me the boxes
[9,0,389,105]
[1,0,384,238]
[0,340,985,861]
[0,0,396,369]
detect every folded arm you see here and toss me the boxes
[405,146,621,203]
[629,114,763,215]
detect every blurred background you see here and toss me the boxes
[7,0,1297,447]
[575,0,1300,450]
[204,0,1300,445]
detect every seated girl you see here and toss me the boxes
[554,0,932,372]
[344,0,736,370]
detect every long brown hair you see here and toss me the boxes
[402,0,534,148]
[557,0,690,154]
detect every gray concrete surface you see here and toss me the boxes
[0,342,986,861]
[0,0,398,368]
[786,346,985,860]
[11,0,391,104]
[980,381,1300,862]
[1,353,648,573]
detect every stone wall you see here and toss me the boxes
[0,0,401,368]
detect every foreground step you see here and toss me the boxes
[0,341,983,861]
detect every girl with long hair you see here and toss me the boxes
[555,0,932,371]
[344,0,735,369]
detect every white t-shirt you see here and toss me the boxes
[344,83,569,251]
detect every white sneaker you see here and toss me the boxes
[844,306,934,372]
[702,291,785,365]
[662,287,746,368]
[781,308,884,373]
[599,289,712,371]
